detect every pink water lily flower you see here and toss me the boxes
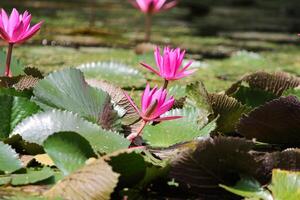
[130,0,177,14]
[0,8,43,44]
[0,8,43,77]
[125,84,181,140]
[141,47,197,83]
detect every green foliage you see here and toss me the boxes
[0,95,40,139]
[0,167,54,186]
[0,141,22,173]
[12,109,130,153]
[220,177,273,200]
[0,50,24,76]
[269,169,300,200]
[143,108,215,147]
[33,68,113,126]
[43,132,96,176]
[77,61,146,88]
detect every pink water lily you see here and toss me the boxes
[130,0,177,14]
[0,8,43,44]
[0,8,43,77]
[141,47,196,86]
[125,84,181,140]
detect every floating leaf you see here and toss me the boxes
[12,110,130,153]
[237,96,300,145]
[13,75,40,91]
[169,137,261,199]
[168,85,186,99]
[269,169,300,200]
[77,61,146,88]
[0,167,54,186]
[0,95,40,139]
[143,108,211,148]
[33,68,113,126]
[208,93,251,133]
[0,141,22,173]
[23,67,44,79]
[242,71,300,96]
[43,132,95,176]
[220,177,273,200]
[44,157,119,200]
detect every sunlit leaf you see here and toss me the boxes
[12,109,130,153]
[43,132,96,176]
[0,141,22,173]
[143,108,212,147]
[33,68,115,128]
[77,61,146,88]
[269,169,300,200]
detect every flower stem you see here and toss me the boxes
[163,79,169,89]
[126,120,147,141]
[145,13,152,42]
[4,43,13,77]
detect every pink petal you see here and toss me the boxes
[140,62,161,76]
[174,69,197,80]
[179,60,193,73]
[8,8,20,36]
[162,0,178,10]
[1,9,9,31]
[0,26,10,42]
[17,21,43,44]
[124,91,142,116]
[141,83,151,112]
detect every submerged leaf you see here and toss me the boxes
[237,96,300,145]
[77,61,146,88]
[12,110,130,153]
[45,157,119,200]
[0,141,22,173]
[43,132,95,176]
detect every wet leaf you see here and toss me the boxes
[43,132,96,176]
[12,110,130,153]
[0,141,22,173]
[237,96,300,145]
